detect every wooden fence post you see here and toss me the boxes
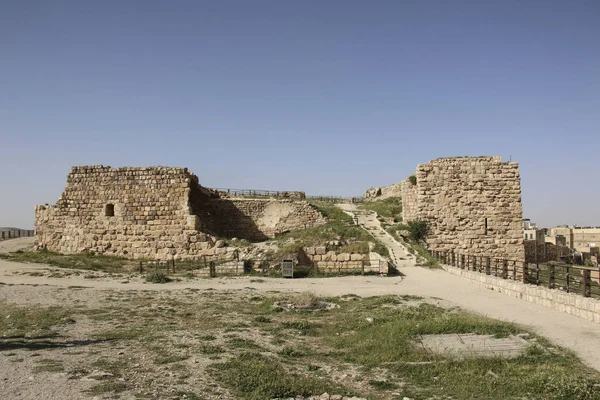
[583,269,591,297]
[485,257,491,275]
[522,262,528,284]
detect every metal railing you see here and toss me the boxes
[214,188,305,199]
[213,188,363,204]
[0,230,35,241]
[430,250,600,299]
[306,196,363,204]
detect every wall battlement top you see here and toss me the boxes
[427,156,504,164]
[69,165,191,174]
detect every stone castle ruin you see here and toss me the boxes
[402,156,525,261]
[35,166,325,260]
[37,157,525,264]
[369,156,525,262]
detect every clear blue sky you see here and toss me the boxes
[1,1,599,229]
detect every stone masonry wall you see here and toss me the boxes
[304,247,387,275]
[35,166,218,260]
[402,157,525,261]
[399,180,418,222]
[36,166,327,260]
[204,199,326,240]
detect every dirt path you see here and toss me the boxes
[337,203,416,268]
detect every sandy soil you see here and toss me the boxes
[0,237,35,253]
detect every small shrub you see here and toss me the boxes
[406,220,429,243]
[145,270,171,283]
[284,292,321,308]
[278,346,308,358]
[408,175,417,185]
[368,380,397,390]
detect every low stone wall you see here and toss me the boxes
[304,247,388,274]
[442,264,600,323]
[195,261,246,277]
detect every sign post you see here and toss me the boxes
[282,259,294,278]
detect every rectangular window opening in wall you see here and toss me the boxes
[105,204,115,217]
[484,218,488,235]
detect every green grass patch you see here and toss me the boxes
[87,382,128,396]
[411,243,441,268]
[154,354,190,365]
[0,302,72,338]
[33,359,65,373]
[0,249,132,273]
[359,197,403,221]
[212,352,355,400]
[272,201,374,250]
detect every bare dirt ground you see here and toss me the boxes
[0,237,35,254]
[2,257,600,372]
[3,231,600,398]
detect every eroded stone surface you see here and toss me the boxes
[418,333,530,359]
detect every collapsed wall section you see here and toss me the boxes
[401,157,525,261]
[203,199,326,240]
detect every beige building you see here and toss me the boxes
[548,227,574,249]
[524,228,545,244]
[523,219,545,245]
[573,228,600,253]
[545,235,567,247]
[548,227,600,253]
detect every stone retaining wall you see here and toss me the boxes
[443,264,600,323]
[304,247,388,274]
[195,261,246,277]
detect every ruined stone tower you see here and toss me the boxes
[400,156,525,261]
